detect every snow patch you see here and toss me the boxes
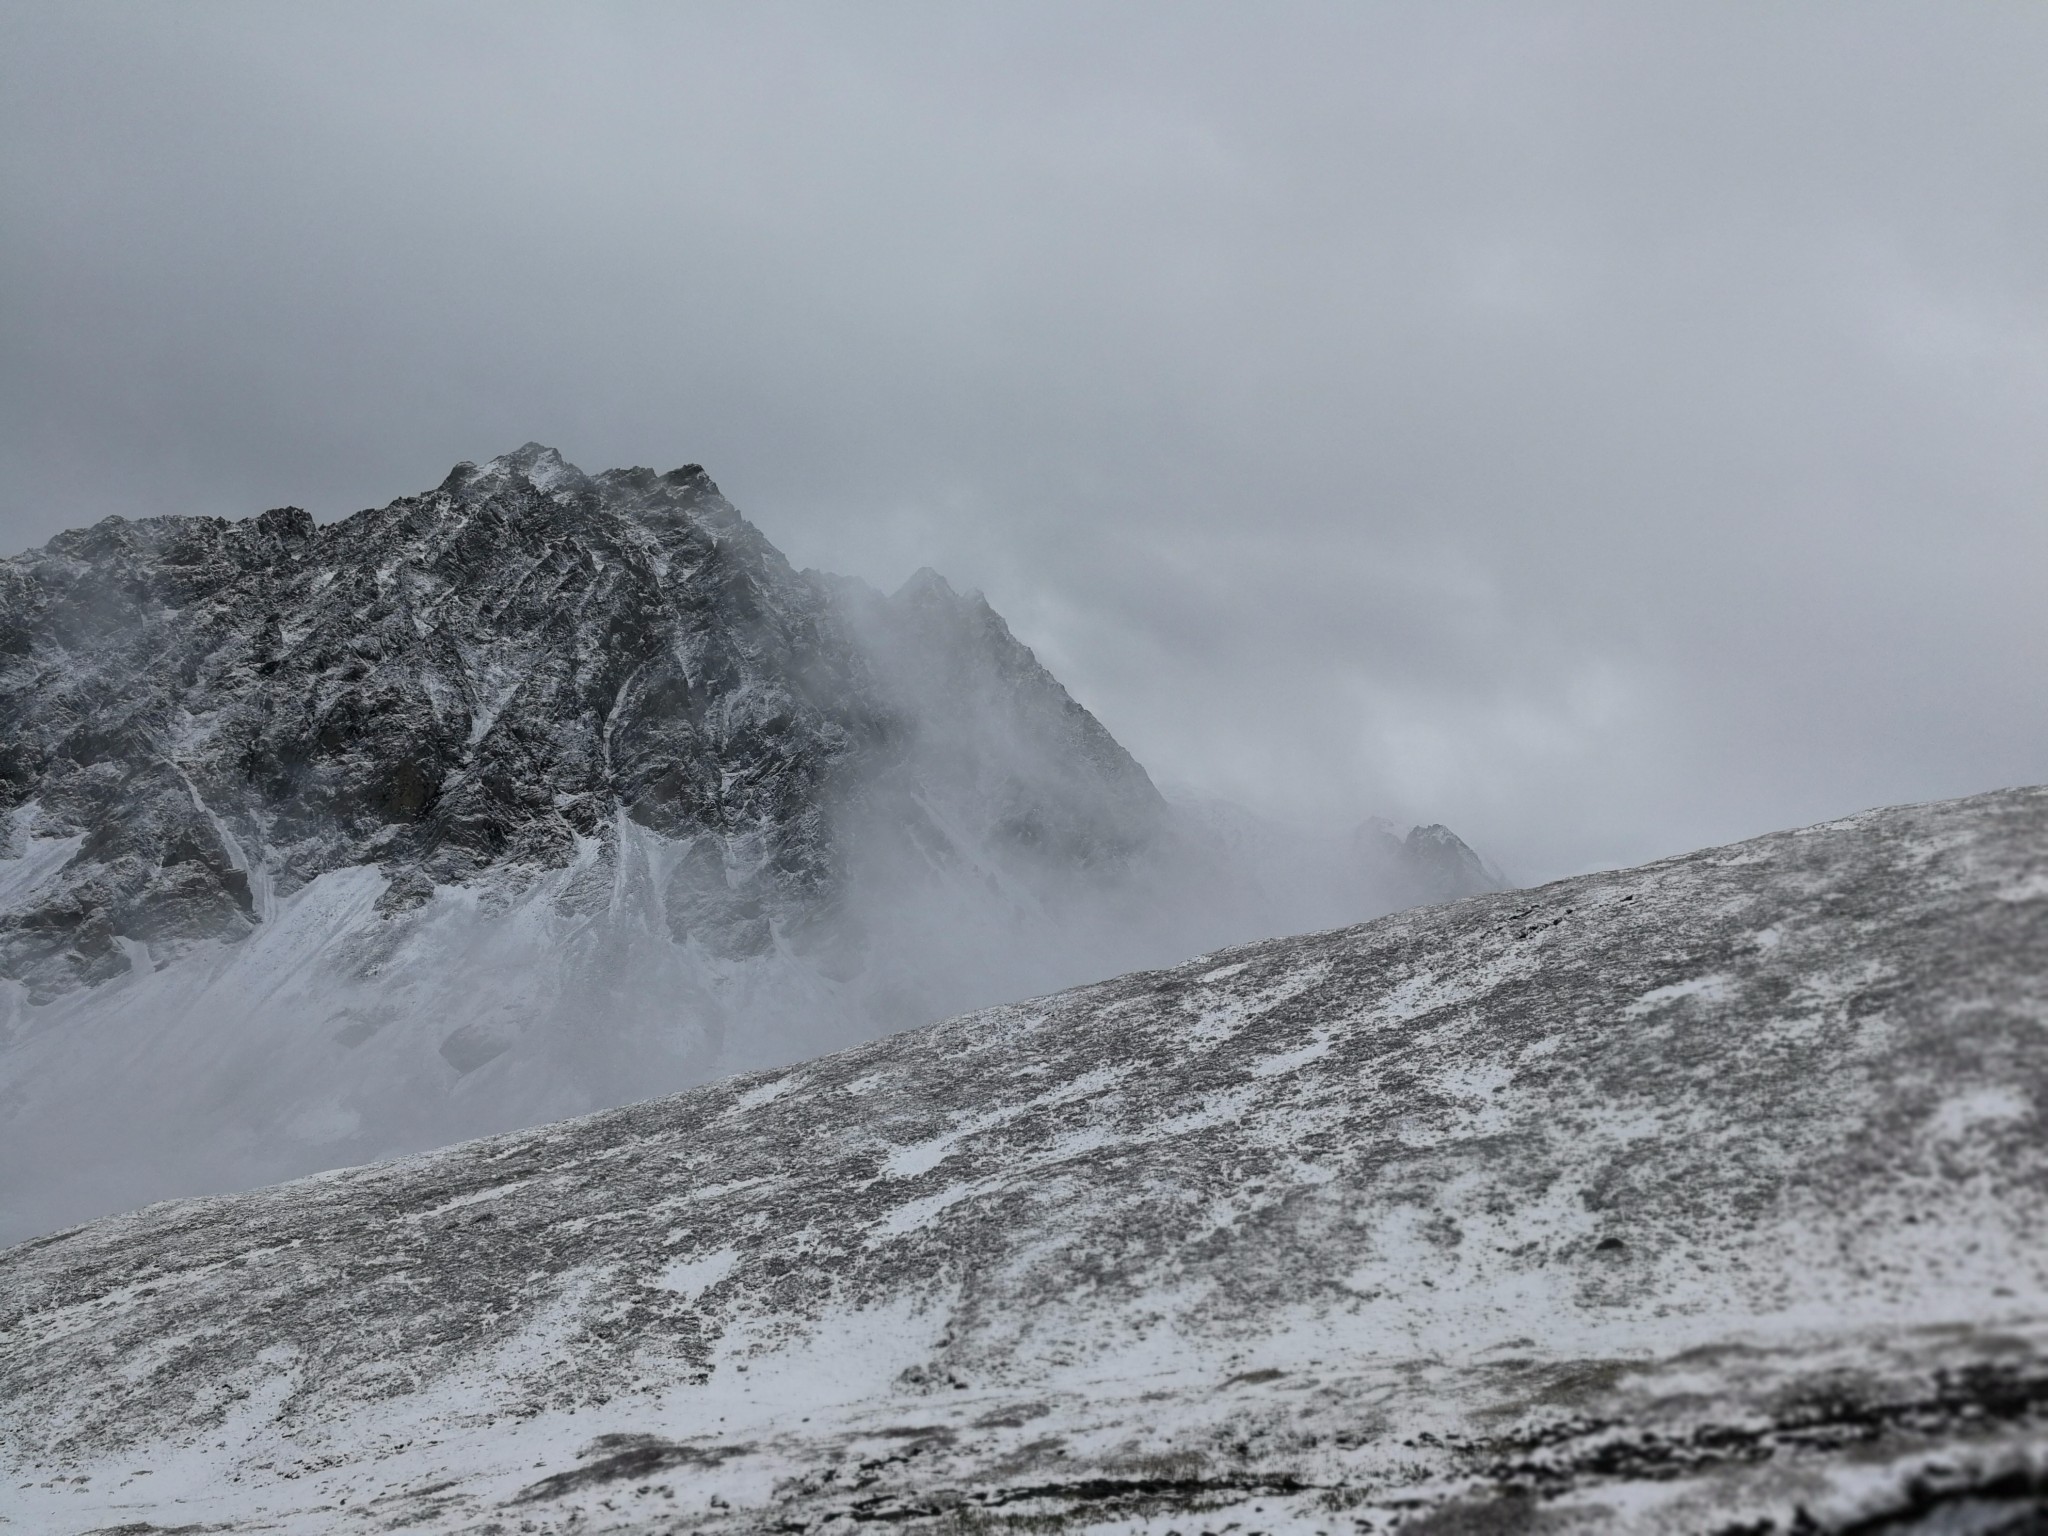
[1250,1035,1334,1077]
[1927,1086,2031,1140]
[1624,972,1735,1017]
[874,1180,984,1239]
[731,1075,801,1113]
[655,1245,740,1298]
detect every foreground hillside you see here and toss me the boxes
[4,785,2045,1534]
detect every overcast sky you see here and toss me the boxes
[3,2,2043,882]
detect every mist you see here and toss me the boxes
[2,2,2042,886]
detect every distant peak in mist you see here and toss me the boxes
[895,565,961,602]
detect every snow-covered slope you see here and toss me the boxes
[0,446,1502,1240]
[5,785,2043,1534]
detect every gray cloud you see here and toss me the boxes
[3,0,2043,882]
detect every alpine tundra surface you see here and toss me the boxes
[4,785,2045,1534]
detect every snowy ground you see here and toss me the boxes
[4,785,2046,1533]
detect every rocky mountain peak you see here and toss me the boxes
[0,445,1173,998]
[459,440,591,498]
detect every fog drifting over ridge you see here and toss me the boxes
[2,2,2043,882]
[0,446,1501,1240]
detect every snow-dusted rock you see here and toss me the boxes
[4,785,2043,1533]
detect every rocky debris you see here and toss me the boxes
[3,783,2042,1534]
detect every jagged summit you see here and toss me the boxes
[447,444,727,512]
[463,440,590,495]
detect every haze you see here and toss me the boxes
[3,1,2043,882]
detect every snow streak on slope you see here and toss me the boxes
[3,785,2044,1534]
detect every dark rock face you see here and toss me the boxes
[3,785,2043,1534]
[0,445,1162,1001]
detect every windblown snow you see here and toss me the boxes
[3,784,2044,1533]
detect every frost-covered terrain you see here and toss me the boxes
[0,445,1499,1240]
[4,785,2043,1534]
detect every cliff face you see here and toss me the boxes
[4,785,2043,1535]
